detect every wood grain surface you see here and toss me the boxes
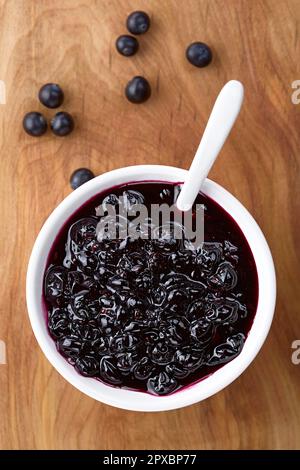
[0,0,299,450]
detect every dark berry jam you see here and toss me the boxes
[44,182,258,396]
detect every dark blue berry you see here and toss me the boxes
[186,42,212,68]
[132,357,155,380]
[23,112,47,136]
[48,308,70,339]
[116,35,139,56]
[148,341,174,365]
[100,356,122,385]
[38,83,64,108]
[208,262,237,290]
[116,352,138,373]
[147,372,178,395]
[125,76,151,103]
[70,168,95,190]
[44,266,68,306]
[126,11,150,35]
[206,333,245,366]
[75,356,99,377]
[57,336,83,361]
[51,111,74,136]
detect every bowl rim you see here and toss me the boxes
[26,164,276,412]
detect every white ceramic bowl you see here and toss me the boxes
[26,165,276,412]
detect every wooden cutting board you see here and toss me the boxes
[0,0,299,450]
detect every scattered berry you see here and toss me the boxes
[23,112,47,137]
[186,42,212,68]
[126,11,150,35]
[125,76,151,103]
[38,83,64,108]
[51,111,74,136]
[70,168,95,190]
[116,35,139,56]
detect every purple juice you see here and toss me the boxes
[44,182,258,396]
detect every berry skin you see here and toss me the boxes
[51,111,74,136]
[125,76,151,104]
[126,11,150,35]
[23,112,47,137]
[186,42,212,68]
[116,35,139,56]
[38,83,64,108]
[70,168,95,190]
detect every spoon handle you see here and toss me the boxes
[176,80,244,212]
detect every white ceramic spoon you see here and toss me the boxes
[176,80,244,212]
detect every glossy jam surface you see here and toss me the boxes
[44,182,258,396]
